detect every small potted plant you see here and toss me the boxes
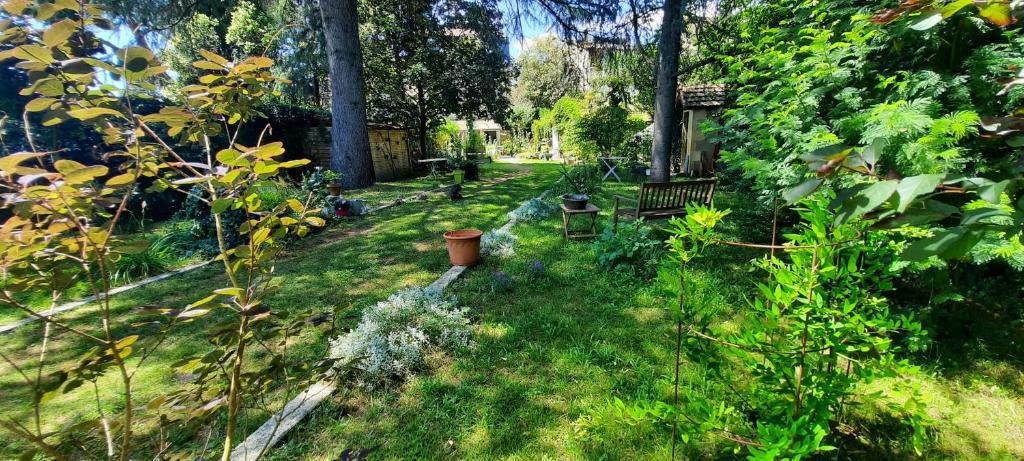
[325,171,344,196]
[558,164,598,210]
[443,229,483,266]
[452,168,466,184]
[303,167,345,197]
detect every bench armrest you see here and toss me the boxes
[613,195,638,204]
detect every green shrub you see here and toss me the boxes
[464,128,486,154]
[592,220,663,278]
[109,234,180,284]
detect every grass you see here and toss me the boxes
[0,161,555,458]
[2,162,1022,460]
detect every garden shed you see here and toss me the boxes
[304,123,416,181]
[678,84,726,176]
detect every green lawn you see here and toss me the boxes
[0,161,557,458]
[1,161,1021,460]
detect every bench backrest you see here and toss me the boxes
[637,178,717,211]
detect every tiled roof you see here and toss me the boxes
[678,84,726,108]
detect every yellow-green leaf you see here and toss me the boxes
[67,107,124,120]
[978,1,1014,26]
[63,165,109,185]
[198,49,228,66]
[42,19,77,47]
[106,173,135,187]
[25,97,56,112]
[193,60,224,71]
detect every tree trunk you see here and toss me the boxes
[416,83,429,158]
[319,0,375,189]
[650,0,684,182]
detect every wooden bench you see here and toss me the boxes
[613,178,717,232]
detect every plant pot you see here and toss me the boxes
[452,169,465,184]
[464,162,480,181]
[561,194,589,210]
[326,184,342,196]
[443,229,483,266]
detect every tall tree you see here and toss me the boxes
[650,0,684,182]
[320,0,375,188]
[361,0,512,157]
[510,35,583,109]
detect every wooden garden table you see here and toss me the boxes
[560,203,600,240]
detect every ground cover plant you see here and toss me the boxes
[329,287,472,389]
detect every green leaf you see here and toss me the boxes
[0,152,45,174]
[834,180,899,225]
[278,159,310,169]
[119,47,156,80]
[192,60,225,71]
[910,10,944,30]
[800,144,852,162]
[977,180,1008,203]
[895,174,943,213]
[861,138,885,167]
[903,227,981,261]
[211,198,235,214]
[961,207,1009,225]
[941,0,973,17]
[783,178,822,204]
[106,173,135,187]
[198,49,229,66]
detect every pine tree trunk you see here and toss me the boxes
[319,0,375,189]
[416,83,429,158]
[650,0,684,182]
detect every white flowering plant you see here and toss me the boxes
[481,228,518,258]
[329,288,472,388]
[508,198,556,222]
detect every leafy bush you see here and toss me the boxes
[464,128,486,154]
[481,228,517,258]
[302,166,344,193]
[329,287,472,389]
[593,220,663,278]
[508,198,556,222]
[109,234,180,285]
[176,185,248,254]
[659,200,930,458]
[574,105,647,160]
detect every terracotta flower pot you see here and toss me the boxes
[327,184,342,196]
[443,229,483,266]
